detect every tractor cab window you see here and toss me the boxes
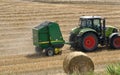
[93,19,101,31]
[94,19,100,26]
[87,19,92,27]
[80,19,86,27]
[80,19,92,28]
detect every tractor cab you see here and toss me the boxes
[79,16,104,32]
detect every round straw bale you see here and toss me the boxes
[63,52,94,74]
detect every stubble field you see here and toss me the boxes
[0,0,120,75]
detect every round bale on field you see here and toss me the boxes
[63,52,94,75]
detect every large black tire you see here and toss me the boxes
[69,33,77,49]
[35,46,43,55]
[110,36,120,49]
[78,33,98,52]
[45,47,54,56]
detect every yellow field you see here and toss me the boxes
[0,0,120,75]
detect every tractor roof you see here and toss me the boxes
[80,16,103,19]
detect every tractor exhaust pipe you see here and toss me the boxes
[103,18,106,38]
[102,18,106,45]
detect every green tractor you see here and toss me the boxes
[69,16,120,52]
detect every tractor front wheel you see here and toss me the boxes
[110,36,120,49]
[79,33,98,52]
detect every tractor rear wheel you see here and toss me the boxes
[79,33,98,52]
[110,36,120,49]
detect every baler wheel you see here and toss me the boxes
[46,47,54,56]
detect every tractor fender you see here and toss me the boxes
[78,28,98,37]
[109,33,119,40]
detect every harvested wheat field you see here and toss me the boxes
[0,0,120,75]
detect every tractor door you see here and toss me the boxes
[93,19,102,35]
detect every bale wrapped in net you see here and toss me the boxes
[63,52,94,75]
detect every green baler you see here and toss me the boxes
[33,21,65,56]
